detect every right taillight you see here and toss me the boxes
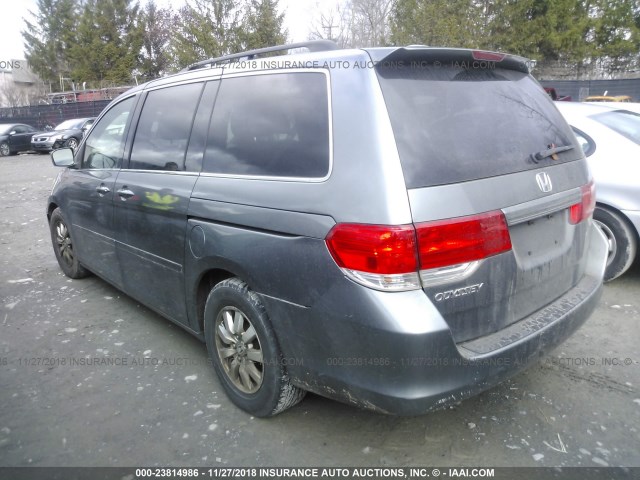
[569,181,596,225]
[325,210,512,291]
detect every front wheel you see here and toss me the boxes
[204,278,305,417]
[49,208,89,279]
[0,142,10,157]
[594,207,637,282]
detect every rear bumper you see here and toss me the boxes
[263,224,608,415]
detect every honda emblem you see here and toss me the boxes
[536,172,553,193]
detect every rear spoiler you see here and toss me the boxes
[367,47,532,74]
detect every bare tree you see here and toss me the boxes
[350,0,394,46]
[308,0,393,48]
[308,1,355,48]
[0,82,28,107]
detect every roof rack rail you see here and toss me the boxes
[182,40,339,72]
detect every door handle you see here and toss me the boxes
[96,185,110,196]
[117,187,135,200]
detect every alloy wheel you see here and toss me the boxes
[594,219,617,267]
[214,307,264,394]
[55,220,75,268]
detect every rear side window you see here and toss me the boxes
[129,83,203,171]
[203,72,330,178]
[376,65,581,188]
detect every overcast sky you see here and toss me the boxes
[0,0,322,63]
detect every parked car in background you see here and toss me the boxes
[47,41,607,417]
[31,117,95,152]
[544,87,572,101]
[0,123,39,156]
[556,102,640,281]
[584,95,633,103]
[584,102,640,115]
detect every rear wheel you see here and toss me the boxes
[594,207,637,282]
[49,208,89,279]
[0,142,10,156]
[204,278,305,417]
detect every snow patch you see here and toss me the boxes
[185,375,197,383]
[532,453,544,462]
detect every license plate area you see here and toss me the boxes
[509,210,572,270]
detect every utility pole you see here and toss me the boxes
[322,23,339,41]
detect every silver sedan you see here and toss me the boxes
[556,101,640,281]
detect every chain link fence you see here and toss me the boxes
[0,100,111,129]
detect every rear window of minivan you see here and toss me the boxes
[203,72,330,179]
[376,65,581,188]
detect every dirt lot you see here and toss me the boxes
[1,154,639,468]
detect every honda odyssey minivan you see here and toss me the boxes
[48,41,608,416]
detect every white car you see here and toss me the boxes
[584,101,640,115]
[556,101,640,281]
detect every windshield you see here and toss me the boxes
[376,64,581,188]
[55,119,85,131]
[591,110,640,145]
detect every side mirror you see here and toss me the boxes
[51,147,75,167]
[9,131,16,136]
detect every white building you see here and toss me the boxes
[0,60,42,107]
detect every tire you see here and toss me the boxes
[204,278,306,417]
[0,142,10,157]
[65,137,79,149]
[49,208,90,279]
[594,207,637,282]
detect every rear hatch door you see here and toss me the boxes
[374,48,593,343]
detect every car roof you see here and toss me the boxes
[584,101,640,114]
[130,44,532,95]
[554,101,621,117]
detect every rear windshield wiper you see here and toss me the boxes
[530,144,574,163]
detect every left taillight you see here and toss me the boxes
[415,211,512,271]
[325,224,421,291]
[325,210,513,291]
[569,181,596,225]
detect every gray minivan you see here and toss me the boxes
[48,41,608,417]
